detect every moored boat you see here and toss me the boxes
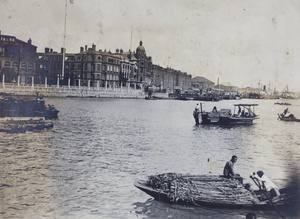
[134,173,296,210]
[274,102,291,106]
[0,117,54,133]
[193,103,258,125]
[0,92,59,119]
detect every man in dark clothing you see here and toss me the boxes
[223,155,238,177]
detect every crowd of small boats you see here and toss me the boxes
[0,92,59,133]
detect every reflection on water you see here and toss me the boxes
[133,198,282,219]
[0,98,300,218]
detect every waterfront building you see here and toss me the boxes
[0,32,38,85]
[0,32,193,93]
[114,49,138,88]
[135,41,153,85]
[37,47,74,86]
[71,45,121,89]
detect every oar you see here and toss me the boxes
[261,190,286,219]
[250,175,286,219]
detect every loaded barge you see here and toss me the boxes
[0,93,59,133]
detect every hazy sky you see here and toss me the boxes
[1,0,300,91]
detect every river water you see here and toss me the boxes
[0,97,300,219]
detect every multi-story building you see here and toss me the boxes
[0,32,38,85]
[1,32,192,92]
[152,64,192,92]
[37,47,71,86]
[69,45,122,88]
[114,49,138,88]
[134,41,153,85]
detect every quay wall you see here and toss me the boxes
[0,84,147,99]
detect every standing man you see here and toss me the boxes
[195,103,200,112]
[252,171,280,198]
[223,155,238,177]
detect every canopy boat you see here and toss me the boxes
[193,104,259,125]
[277,108,300,122]
[134,173,296,210]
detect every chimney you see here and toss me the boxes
[116,49,119,53]
[85,45,87,51]
[80,47,84,53]
[61,47,64,53]
[120,49,123,53]
[50,48,53,53]
[28,38,32,45]
[92,44,96,50]
[45,47,49,53]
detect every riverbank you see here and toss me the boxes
[0,83,149,99]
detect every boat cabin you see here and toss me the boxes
[233,104,258,118]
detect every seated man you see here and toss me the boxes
[223,155,242,183]
[223,155,238,177]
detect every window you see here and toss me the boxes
[21,63,27,71]
[97,64,101,71]
[28,63,34,71]
[4,61,10,68]
[12,62,18,70]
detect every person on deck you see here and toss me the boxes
[223,155,238,177]
[195,103,200,112]
[212,106,218,113]
[253,171,280,198]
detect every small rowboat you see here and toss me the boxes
[134,173,296,210]
[278,108,300,122]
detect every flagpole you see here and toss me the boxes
[62,0,68,80]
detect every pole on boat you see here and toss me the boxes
[250,175,286,219]
[200,103,203,114]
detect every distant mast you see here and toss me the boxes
[218,78,220,96]
[130,29,133,52]
[62,0,73,80]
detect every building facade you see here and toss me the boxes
[0,33,38,85]
[1,32,192,92]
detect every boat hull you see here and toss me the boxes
[200,113,255,125]
[278,115,300,122]
[135,173,294,210]
[0,93,59,119]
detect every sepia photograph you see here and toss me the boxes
[0,0,300,218]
